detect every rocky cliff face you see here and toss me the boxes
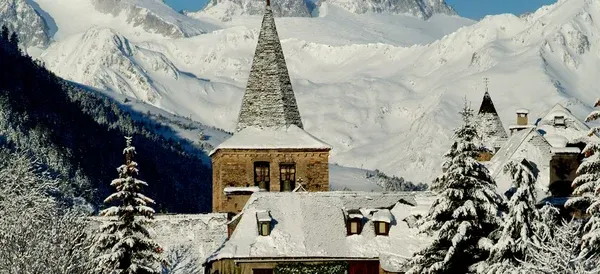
[320,0,456,19]
[0,0,50,48]
[196,0,312,21]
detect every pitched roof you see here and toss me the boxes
[209,125,331,155]
[205,192,429,265]
[478,91,500,115]
[236,4,303,132]
[477,91,508,148]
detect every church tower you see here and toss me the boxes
[477,79,508,160]
[210,1,331,215]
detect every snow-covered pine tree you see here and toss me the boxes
[481,158,540,274]
[522,220,600,274]
[405,101,503,274]
[565,98,600,257]
[92,136,164,274]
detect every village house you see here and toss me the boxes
[203,192,431,274]
[486,103,597,215]
[209,0,331,216]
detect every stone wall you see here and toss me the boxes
[212,148,330,213]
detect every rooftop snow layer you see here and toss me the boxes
[224,186,262,194]
[206,191,428,264]
[209,125,331,155]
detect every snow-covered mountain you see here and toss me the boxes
[196,0,312,21]
[0,0,50,48]
[90,0,216,38]
[11,0,600,185]
[318,0,456,19]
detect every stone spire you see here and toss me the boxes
[236,1,303,132]
[477,79,508,150]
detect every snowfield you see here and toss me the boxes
[26,0,600,184]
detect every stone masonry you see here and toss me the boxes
[212,148,329,214]
[236,5,303,132]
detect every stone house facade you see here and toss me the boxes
[212,148,329,214]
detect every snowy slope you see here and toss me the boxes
[198,0,312,20]
[30,0,600,185]
[319,0,455,19]
[31,0,218,41]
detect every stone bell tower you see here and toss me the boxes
[210,0,331,215]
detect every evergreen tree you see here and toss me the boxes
[9,31,19,51]
[565,98,600,256]
[406,102,503,274]
[92,136,164,274]
[481,159,540,274]
[1,25,8,42]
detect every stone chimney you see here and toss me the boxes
[516,108,529,125]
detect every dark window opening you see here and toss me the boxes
[253,269,273,274]
[554,115,566,127]
[374,221,390,236]
[346,209,363,235]
[254,162,270,191]
[280,164,296,192]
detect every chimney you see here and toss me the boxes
[516,108,529,126]
[266,0,270,6]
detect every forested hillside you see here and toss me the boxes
[0,27,211,213]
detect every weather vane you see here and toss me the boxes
[483,77,489,93]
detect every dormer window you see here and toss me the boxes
[346,209,363,235]
[256,211,272,236]
[254,162,270,191]
[554,115,565,127]
[373,209,393,236]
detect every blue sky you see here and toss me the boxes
[164,0,557,20]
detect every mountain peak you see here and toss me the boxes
[0,0,51,48]
[320,0,456,19]
[197,0,312,21]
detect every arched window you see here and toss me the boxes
[254,162,270,191]
[280,164,296,192]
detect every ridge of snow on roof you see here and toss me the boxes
[209,124,331,155]
[236,4,303,132]
[206,192,428,263]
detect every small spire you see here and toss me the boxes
[483,77,489,94]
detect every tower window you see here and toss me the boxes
[280,164,296,192]
[254,162,270,191]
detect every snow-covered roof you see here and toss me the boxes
[224,186,262,195]
[551,147,581,154]
[516,108,530,114]
[372,209,393,223]
[256,210,272,222]
[205,192,429,265]
[209,125,331,155]
[508,125,536,130]
[545,134,568,147]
